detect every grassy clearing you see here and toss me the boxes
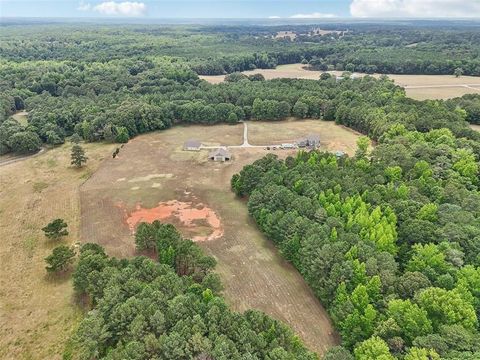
[80,121,354,355]
[11,111,28,126]
[199,63,480,100]
[248,118,362,156]
[0,141,116,359]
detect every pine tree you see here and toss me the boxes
[71,144,88,168]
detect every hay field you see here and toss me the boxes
[0,141,116,359]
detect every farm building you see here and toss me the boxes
[281,143,296,149]
[209,148,232,162]
[183,139,201,151]
[297,134,320,148]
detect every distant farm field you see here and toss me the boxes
[0,141,116,359]
[472,124,480,132]
[199,63,480,100]
[80,121,357,355]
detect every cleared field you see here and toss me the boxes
[199,63,321,83]
[472,124,480,132]
[248,119,361,155]
[0,141,116,359]
[199,63,480,100]
[80,121,355,355]
[11,111,29,126]
[404,86,480,101]
[275,31,296,40]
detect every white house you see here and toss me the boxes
[208,148,232,162]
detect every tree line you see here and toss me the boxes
[2,56,479,155]
[1,23,479,75]
[66,223,316,359]
[232,120,480,357]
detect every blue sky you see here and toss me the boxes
[1,0,479,19]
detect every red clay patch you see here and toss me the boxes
[121,200,224,241]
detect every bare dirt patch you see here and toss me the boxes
[122,200,223,242]
[0,141,116,359]
[471,124,480,132]
[80,122,346,355]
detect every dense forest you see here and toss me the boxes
[68,222,316,359]
[2,55,480,155]
[232,95,480,357]
[1,22,479,75]
[1,22,480,155]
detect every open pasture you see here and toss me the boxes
[199,63,480,100]
[0,141,116,359]
[80,121,358,355]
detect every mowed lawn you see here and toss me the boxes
[0,141,116,359]
[199,63,480,100]
[80,121,357,355]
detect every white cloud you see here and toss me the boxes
[350,0,480,18]
[77,1,91,11]
[92,1,147,16]
[290,12,337,19]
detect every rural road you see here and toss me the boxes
[201,122,293,149]
[241,121,250,146]
[0,148,46,167]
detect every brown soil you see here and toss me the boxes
[121,200,223,242]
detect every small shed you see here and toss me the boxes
[184,139,201,151]
[209,148,232,162]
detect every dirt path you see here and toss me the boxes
[80,124,341,355]
[200,122,297,150]
[0,148,46,167]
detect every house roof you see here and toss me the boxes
[306,134,320,142]
[184,139,201,148]
[209,148,231,157]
